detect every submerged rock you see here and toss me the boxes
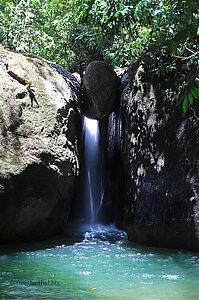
[83,61,120,120]
[120,64,199,251]
[0,49,80,244]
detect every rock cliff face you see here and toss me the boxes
[1,49,198,251]
[117,64,199,251]
[0,49,80,243]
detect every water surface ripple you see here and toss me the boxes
[0,222,198,299]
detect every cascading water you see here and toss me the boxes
[83,116,104,223]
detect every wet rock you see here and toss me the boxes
[98,112,125,225]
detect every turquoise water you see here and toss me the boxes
[0,222,198,299]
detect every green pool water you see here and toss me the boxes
[0,222,198,299]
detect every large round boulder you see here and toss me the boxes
[83,61,120,120]
[0,48,80,244]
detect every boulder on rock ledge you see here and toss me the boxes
[83,61,120,120]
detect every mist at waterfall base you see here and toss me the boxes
[0,118,198,299]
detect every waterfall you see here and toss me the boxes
[83,116,104,223]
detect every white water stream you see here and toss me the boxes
[83,116,104,222]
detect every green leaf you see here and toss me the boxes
[177,93,185,107]
[183,95,188,113]
[197,28,199,36]
[191,88,198,99]
[114,12,120,18]
[169,40,178,55]
[188,92,193,104]
[193,87,199,97]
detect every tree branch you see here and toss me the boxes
[173,52,199,60]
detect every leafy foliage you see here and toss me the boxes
[0,0,198,111]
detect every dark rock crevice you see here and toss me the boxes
[98,112,125,226]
